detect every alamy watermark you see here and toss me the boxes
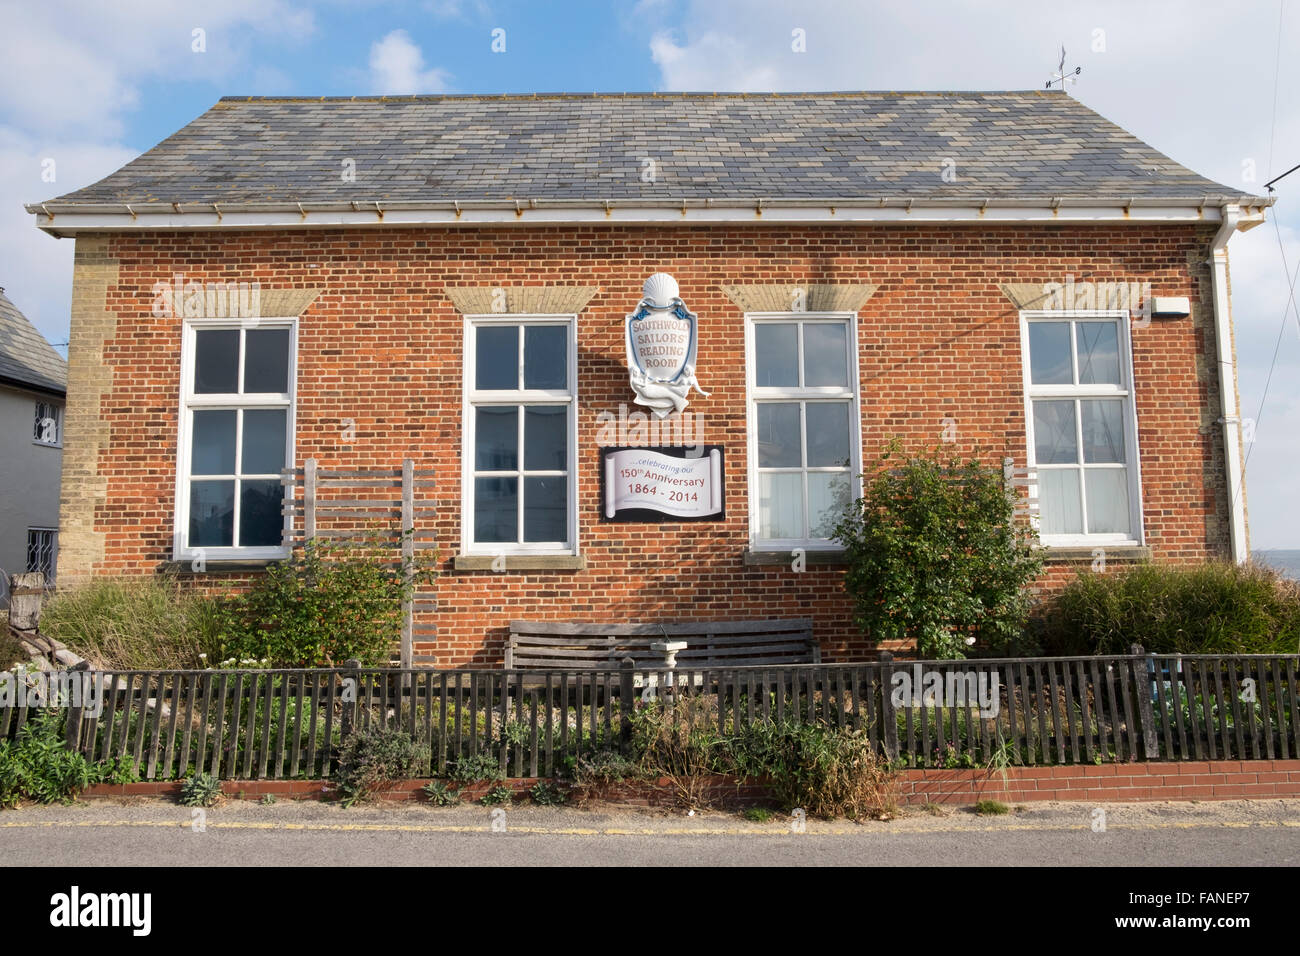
[890,664,1000,718]
[595,402,704,452]
[152,272,262,323]
[0,668,104,718]
[1041,274,1152,325]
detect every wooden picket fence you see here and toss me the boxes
[3,651,1297,781]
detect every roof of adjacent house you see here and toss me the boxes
[0,289,67,397]
[29,91,1266,210]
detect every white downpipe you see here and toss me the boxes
[1209,204,1248,563]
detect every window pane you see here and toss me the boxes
[758,472,803,539]
[189,480,234,546]
[1081,399,1125,463]
[756,403,801,467]
[192,410,236,474]
[244,328,290,393]
[1028,322,1072,385]
[194,329,239,393]
[803,323,848,387]
[805,402,851,467]
[474,477,518,543]
[1032,400,1078,465]
[524,326,567,390]
[476,325,518,390]
[239,479,283,547]
[808,471,851,539]
[1085,469,1131,534]
[754,324,798,387]
[1077,322,1121,385]
[475,406,518,470]
[524,476,567,542]
[524,406,567,471]
[242,409,287,474]
[1038,470,1082,535]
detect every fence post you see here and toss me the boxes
[619,657,635,754]
[1131,643,1159,760]
[879,651,899,760]
[64,661,92,752]
[341,659,361,745]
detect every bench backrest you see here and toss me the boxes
[505,618,819,669]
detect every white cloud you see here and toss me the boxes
[368,29,452,94]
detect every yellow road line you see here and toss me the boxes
[1,818,1297,836]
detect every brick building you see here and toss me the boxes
[27,92,1272,665]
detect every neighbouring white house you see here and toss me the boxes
[0,287,66,605]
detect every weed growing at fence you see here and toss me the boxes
[973,799,1010,815]
[479,785,513,805]
[0,710,135,808]
[422,780,459,805]
[448,752,504,785]
[335,725,428,807]
[178,772,222,807]
[529,781,565,805]
[741,807,772,822]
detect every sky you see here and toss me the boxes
[1,0,1297,547]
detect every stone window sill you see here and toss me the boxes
[742,548,848,567]
[453,554,586,572]
[158,559,283,574]
[1039,545,1152,563]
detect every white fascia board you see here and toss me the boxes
[26,199,1271,236]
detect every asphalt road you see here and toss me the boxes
[3,798,1298,866]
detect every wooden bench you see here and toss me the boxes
[505,618,819,671]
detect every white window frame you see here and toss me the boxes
[461,313,579,556]
[1019,309,1145,547]
[26,527,58,587]
[33,400,61,447]
[173,316,298,562]
[744,311,863,552]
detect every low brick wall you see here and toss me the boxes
[81,760,1300,806]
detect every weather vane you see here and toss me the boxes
[1045,45,1082,91]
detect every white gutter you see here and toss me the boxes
[25,196,1272,236]
[1209,203,1249,563]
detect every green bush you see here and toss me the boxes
[1041,561,1300,656]
[0,710,133,808]
[40,576,222,669]
[832,445,1042,658]
[335,725,429,807]
[422,780,460,806]
[215,535,435,668]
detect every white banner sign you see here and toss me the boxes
[604,448,723,520]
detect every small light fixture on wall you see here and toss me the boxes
[1149,296,1191,319]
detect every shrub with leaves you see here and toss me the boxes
[1041,561,1300,656]
[422,780,460,806]
[529,781,565,806]
[0,710,127,808]
[335,725,428,807]
[832,444,1042,658]
[215,534,435,668]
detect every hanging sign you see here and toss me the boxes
[601,446,725,522]
[626,273,709,419]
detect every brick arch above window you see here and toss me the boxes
[444,286,598,315]
[719,283,877,314]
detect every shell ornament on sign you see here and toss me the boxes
[625,273,710,418]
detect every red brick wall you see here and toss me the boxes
[81,223,1230,665]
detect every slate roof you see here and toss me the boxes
[32,91,1264,209]
[0,289,67,396]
